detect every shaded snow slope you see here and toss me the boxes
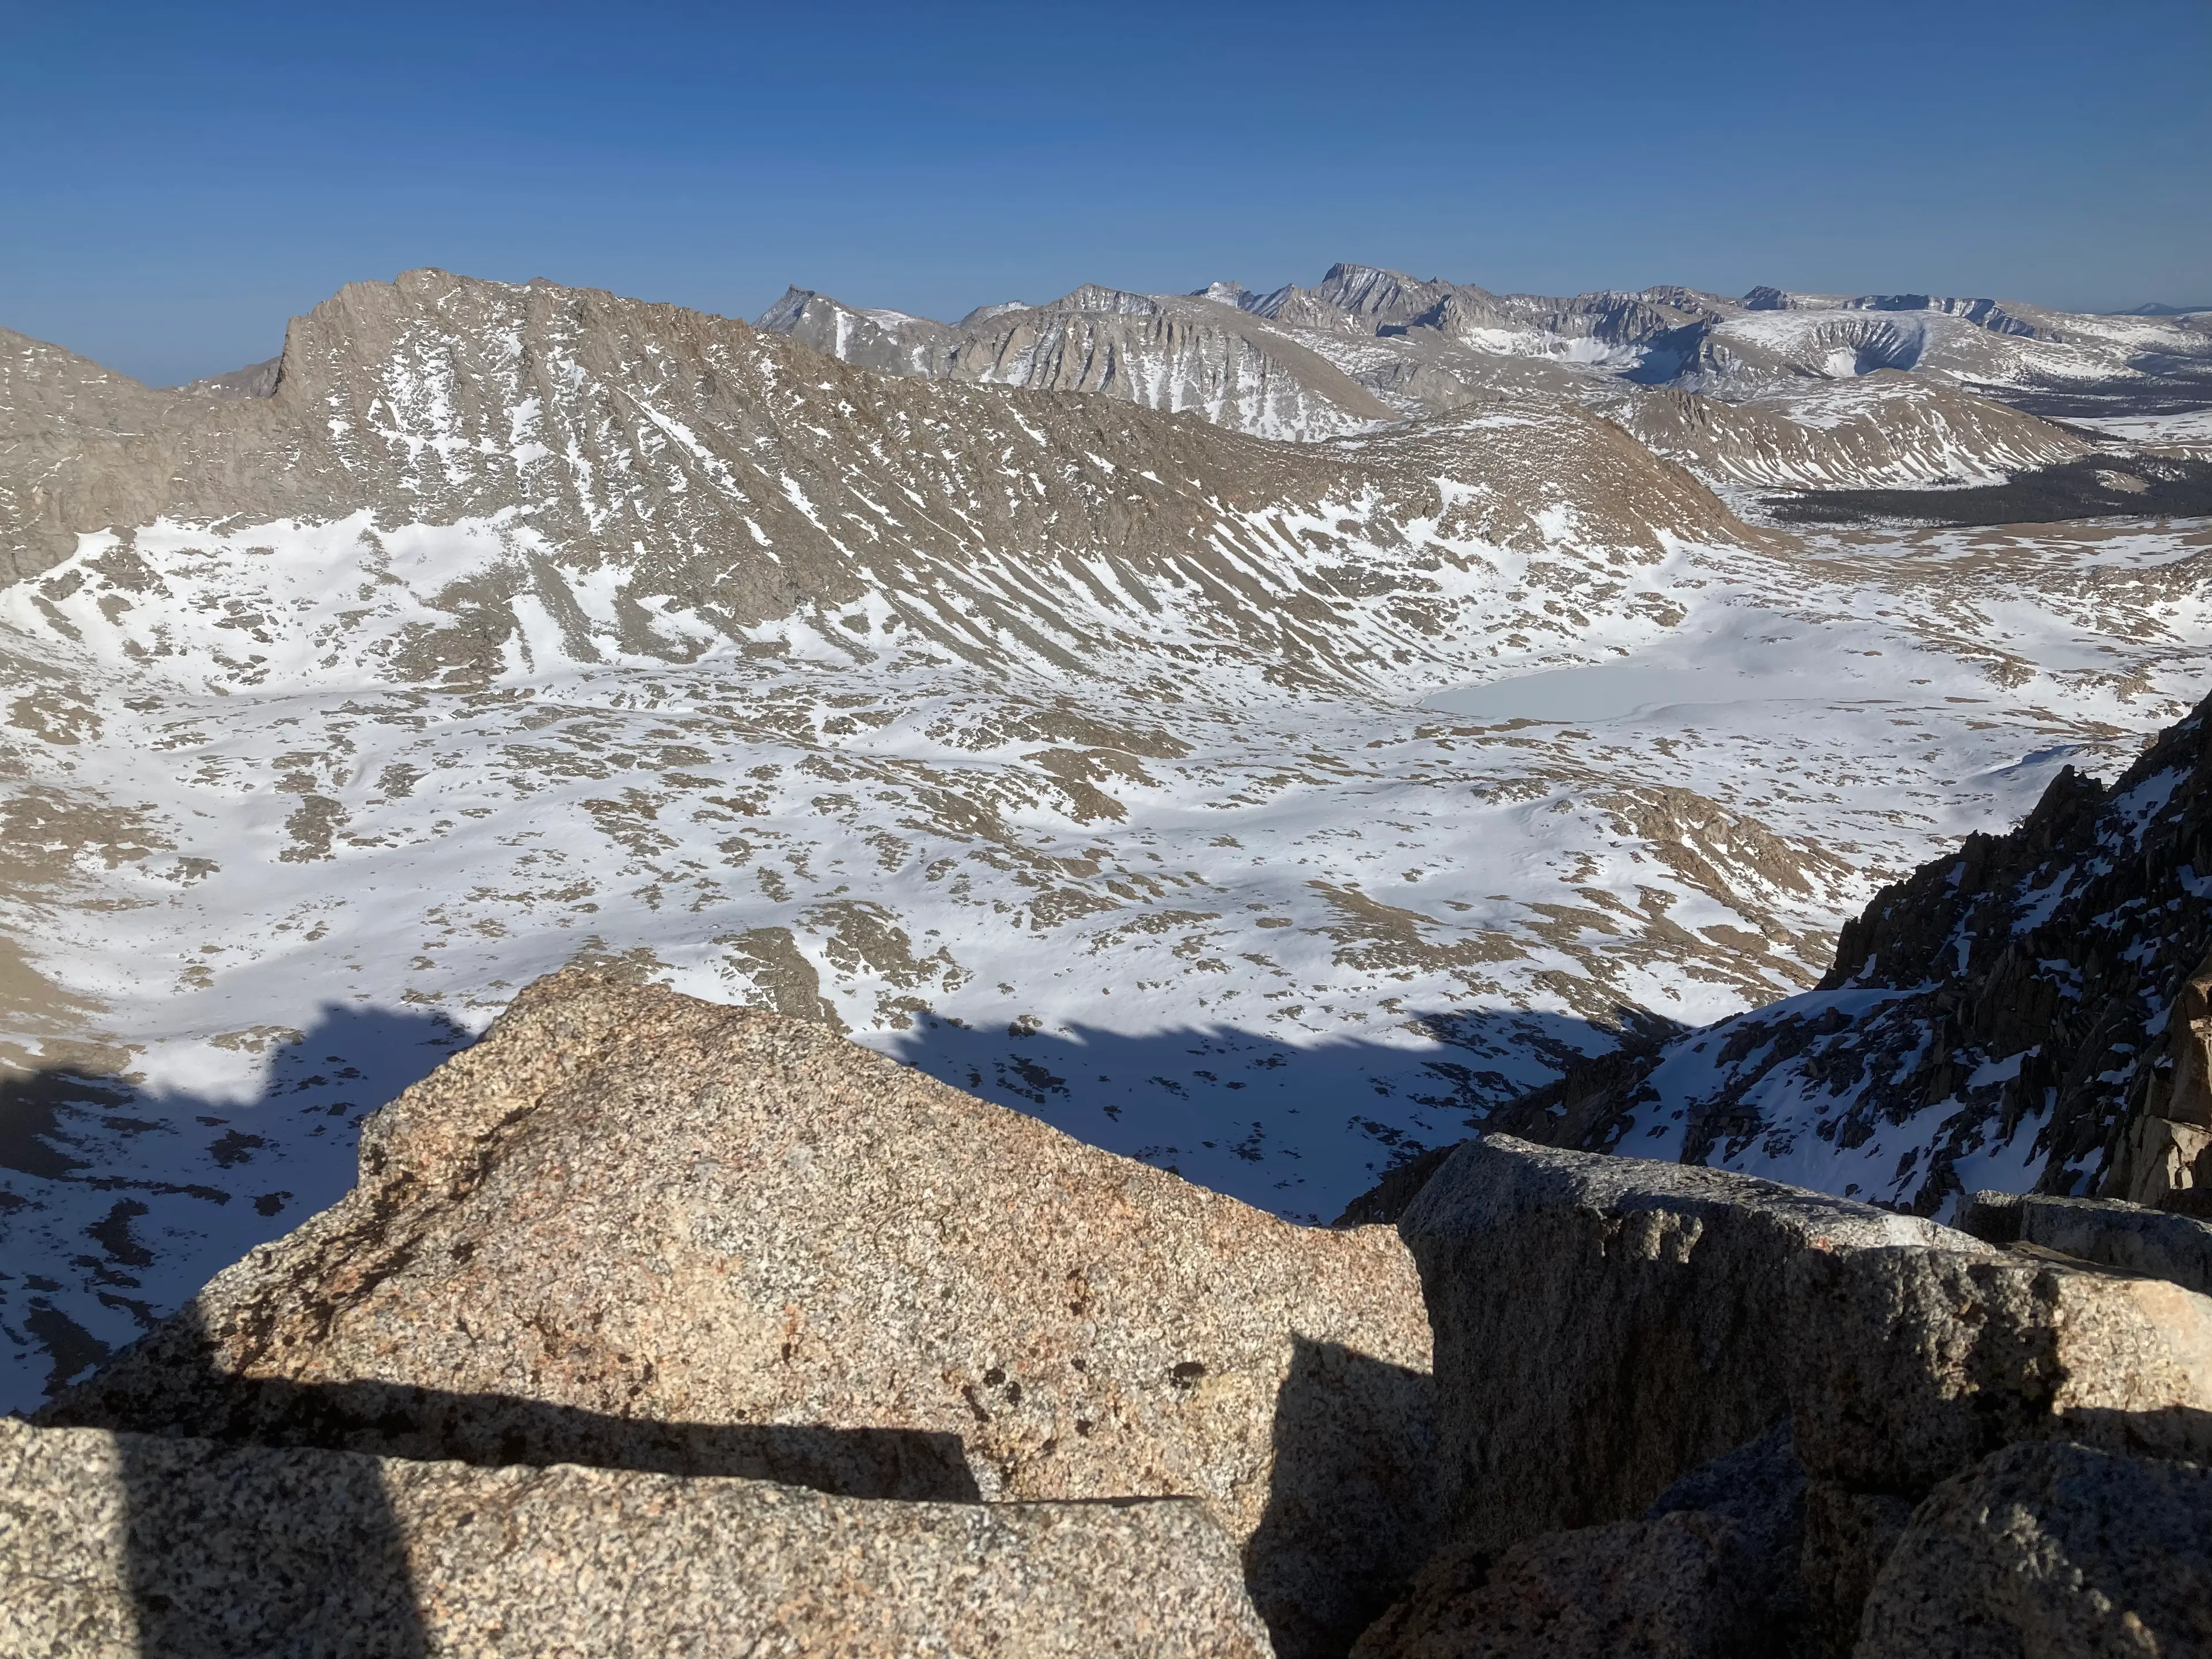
[1496,687,2212,1215]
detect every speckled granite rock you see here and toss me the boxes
[40,971,1434,1658]
[0,1415,1270,1659]
[1858,1441,2212,1659]
[1395,1135,1955,1552]
[1786,1245,2212,1491]
[1350,1422,1809,1659]
[1959,1188,2212,1295]
[1786,1240,2212,1654]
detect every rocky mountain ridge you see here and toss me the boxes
[1486,682,2212,1217]
[759,262,2212,493]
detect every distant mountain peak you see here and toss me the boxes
[2114,302,2212,318]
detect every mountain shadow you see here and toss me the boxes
[876,1002,1649,1224]
[1,1005,472,1412]
[1765,452,2212,527]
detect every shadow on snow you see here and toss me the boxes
[873,1002,1650,1224]
[0,1003,471,1412]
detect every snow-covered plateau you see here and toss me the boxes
[3,266,2210,1410]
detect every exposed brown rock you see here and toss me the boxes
[0,1415,1271,1658]
[1352,1422,1808,1659]
[1858,1441,2212,1659]
[1786,1245,2212,1494]
[2107,944,2212,1206]
[40,969,1435,1658]
[1394,1135,1950,1552]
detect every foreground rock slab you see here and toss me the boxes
[1395,1135,1952,1551]
[1858,1440,2212,1658]
[0,1415,1270,1659]
[1959,1188,2212,1295]
[1350,1424,1808,1659]
[41,971,1434,1658]
[1787,1243,2212,1494]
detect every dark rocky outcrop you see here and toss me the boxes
[1395,1135,1946,1552]
[1486,687,2212,1216]
[1,1415,1270,1658]
[1858,1441,2212,1658]
[1816,715,2212,1204]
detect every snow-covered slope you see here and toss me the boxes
[756,283,1395,442]
[1590,375,2094,494]
[1493,684,2212,1214]
[3,269,2211,1411]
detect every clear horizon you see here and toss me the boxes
[5,0,2207,387]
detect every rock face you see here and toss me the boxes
[1787,1245,2212,1493]
[1785,1230,2212,1654]
[1498,688,2212,1214]
[1959,1188,2212,1294]
[1393,1134,1950,1551]
[1858,1441,2212,1658]
[2111,942,2212,1207]
[0,1415,1271,1659]
[1350,1423,1808,1659]
[1787,1238,2212,1654]
[39,970,1436,1659]
[1381,1134,2212,1656]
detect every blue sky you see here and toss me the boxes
[4,0,2207,385]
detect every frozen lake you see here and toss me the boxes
[1423,660,1817,723]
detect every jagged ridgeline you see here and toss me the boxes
[1495,688,2212,1213]
[760,263,2212,493]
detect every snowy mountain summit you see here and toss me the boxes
[3,263,2211,1409]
